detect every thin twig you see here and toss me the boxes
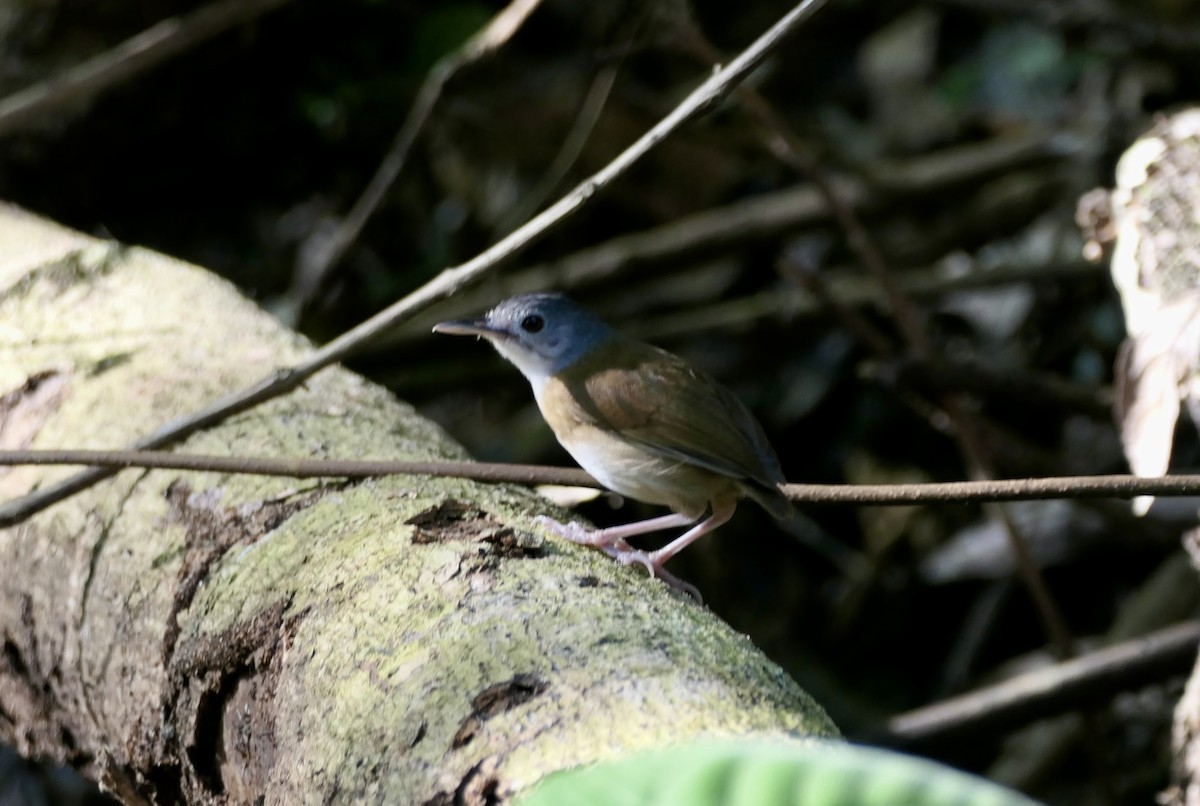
[0,0,297,137]
[780,254,897,359]
[886,620,1200,748]
[776,254,959,432]
[292,0,546,313]
[630,260,1097,340]
[7,450,1200,521]
[699,10,1098,771]
[0,0,832,530]
[674,22,932,351]
[382,132,1066,336]
[497,31,632,233]
[0,450,593,496]
[683,17,1080,663]
[872,356,1113,418]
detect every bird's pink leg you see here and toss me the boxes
[613,499,736,576]
[536,511,696,549]
[537,500,737,600]
[537,511,706,598]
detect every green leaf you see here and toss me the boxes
[515,739,1045,806]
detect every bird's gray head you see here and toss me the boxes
[433,293,616,384]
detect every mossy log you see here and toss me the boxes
[0,203,836,804]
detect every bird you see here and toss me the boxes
[433,292,792,596]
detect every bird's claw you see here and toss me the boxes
[535,516,702,602]
[535,516,638,554]
[611,548,703,602]
[535,515,605,546]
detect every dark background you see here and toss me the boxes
[3,0,1199,802]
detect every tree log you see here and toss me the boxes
[0,203,836,804]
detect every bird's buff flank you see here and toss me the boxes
[434,293,792,597]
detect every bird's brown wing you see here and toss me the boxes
[560,341,786,490]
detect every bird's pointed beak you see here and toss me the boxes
[432,318,503,339]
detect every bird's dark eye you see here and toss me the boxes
[520,314,545,333]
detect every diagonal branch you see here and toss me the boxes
[0,0,298,137]
[0,0,832,529]
[887,620,1200,748]
[678,17,1078,662]
[291,0,546,314]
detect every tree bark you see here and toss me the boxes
[0,203,836,805]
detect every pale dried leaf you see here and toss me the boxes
[1116,335,1180,479]
[1114,289,1200,513]
[534,484,604,508]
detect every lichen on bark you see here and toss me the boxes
[0,203,836,805]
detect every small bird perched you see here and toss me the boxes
[434,292,792,595]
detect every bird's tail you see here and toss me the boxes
[742,481,794,521]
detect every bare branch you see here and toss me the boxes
[291,0,546,312]
[7,450,1200,528]
[0,451,592,504]
[677,11,1077,663]
[888,620,1200,747]
[386,132,1065,334]
[497,37,630,233]
[0,0,832,529]
[0,0,297,137]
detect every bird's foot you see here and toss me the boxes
[535,516,638,555]
[536,516,701,601]
[611,548,702,602]
[535,515,622,548]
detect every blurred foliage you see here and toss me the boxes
[516,739,1044,805]
[3,0,1200,803]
